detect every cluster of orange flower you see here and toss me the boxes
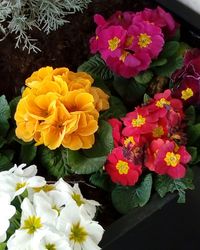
[15,67,109,150]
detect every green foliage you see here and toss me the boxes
[100,96,127,119]
[112,76,147,107]
[0,243,6,250]
[90,171,115,191]
[78,54,114,81]
[185,105,196,126]
[134,70,153,84]
[151,41,183,77]
[0,0,91,53]
[40,146,71,178]
[155,169,194,203]
[111,174,153,214]
[84,120,114,157]
[67,150,106,174]
[0,95,11,137]
[20,143,37,164]
[187,123,200,145]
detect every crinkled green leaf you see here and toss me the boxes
[187,123,200,145]
[67,149,106,175]
[160,41,180,58]
[187,146,197,164]
[134,70,153,84]
[90,172,115,192]
[9,96,20,119]
[77,54,113,80]
[0,243,6,250]
[150,58,168,67]
[153,55,183,77]
[40,147,70,178]
[100,96,127,119]
[83,120,114,158]
[185,105,196,126]
[20,143,37,164]
[0,151,14,171]
[0,95,11,137]
[111,174,153,214]
[155,169,194,203]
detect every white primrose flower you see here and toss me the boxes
[38,230,72,250]
[55,178,100,219]
[0,192,16,243]
[0,164,46,200]
[33,190,67,225]
[57,202,104,250]
[7,198,54,250]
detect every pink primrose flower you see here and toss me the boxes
[145,139,191,179]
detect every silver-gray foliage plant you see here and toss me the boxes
[0,0,92,53]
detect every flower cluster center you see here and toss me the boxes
[124,136,135,147]
[45,243,56,250]
[156,98,170,108]
[132,115,146,127]
[116,160,129,174]
[138,33,152,48]
[108,37,120,51]
[22,215,42,234]
[164,152,181,167]
[69,222,88,243]
[181,88,193,100]
[15,182,27,191]
[152,126,164,138]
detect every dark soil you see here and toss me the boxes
[0,0,156,100]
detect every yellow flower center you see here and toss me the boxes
[119,50,129,62]
[125,35,134,47]
[132,115,146,127]
[33,184,55,193]
[164,152,181,167]
[124,136,135,147]
[156,98,170,108]
[181,88,193,100]
[152,126,164,138]
[45,243,56,250]
[15,182,27,191]
[138,33,152,48]
[52,204,61,215]
[108,37,120,51]
[22,216,42,234]
[116,160,129,175]
[69,222,88,243]
[71,193,85,207]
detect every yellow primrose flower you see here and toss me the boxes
[90,86,110,112]
[15,66,109,150]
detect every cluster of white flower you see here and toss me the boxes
[0,164,104,250]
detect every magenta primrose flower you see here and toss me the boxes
[90,7,177,78]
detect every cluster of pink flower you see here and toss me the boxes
[90,7,178,78]
[105,89,191,186]
[172,48,200,106]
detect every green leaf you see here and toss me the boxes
[0,152,13,171]
[160,41,180,58]
[83,120,114,157]
[112,76,147,106]
[185,105,196,125]
[0,136,7,149]
[20,143,37,164]
[90,171,115,191]
[187,146,197,164]
[0,243,6,250]
[150,58,168,67]
[9,96,20,118]
[111,174,153,214]
[100,96,127,119]
[134,70,153,84]
[143,93,151,104]
[153,55,183,77]
[77,54,113,80]
[187,123,200,145]
[0,95,11,137]
[67,149,106,174]
[40,147,70,178]
[155,169,194,203]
